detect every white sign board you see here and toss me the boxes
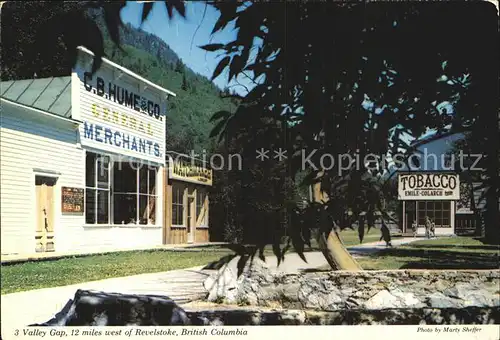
[73,54,166,165]
[398,173,460,201]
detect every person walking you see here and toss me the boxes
[380,219,393,247]
[424,216,432,239]
[430,220,436,238]
[411,220,418,237]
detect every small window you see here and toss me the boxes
[172,183,184,226]
[417,200,451,228]
[85,152,110,224]
[196,188,208,227]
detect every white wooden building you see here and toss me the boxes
[0,47,175,255]
[398,172,459,236]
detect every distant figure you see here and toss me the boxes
[430,221,436,238]
[411,220,418,237]
[424,216,433,239]
[380,220,392,247]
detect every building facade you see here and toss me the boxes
[0,47,175,255]
[398,172,459,236]
[163,153,212,244]
[309,171,483,237]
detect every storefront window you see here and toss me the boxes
[417,201,451,227]
[85,152,158,225]
[113,162,157,225]
[113,162,138,224]
[85,152,110,224]
[196,188,208,227]
[172,183,184,226]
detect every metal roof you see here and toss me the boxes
[0,76,72,118]
[77,46,176,97]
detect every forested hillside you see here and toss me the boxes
[92,13,238,154]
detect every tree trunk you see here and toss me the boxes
[483,70,500,245]
[317,229,363,271]
[484,178,500,245]
[312,177,363,271]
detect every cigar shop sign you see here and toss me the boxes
[398,173,460,200]
[168,158,213,186]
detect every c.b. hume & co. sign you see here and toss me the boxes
[397,173,460,200]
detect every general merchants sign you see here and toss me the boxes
[73,50,167,164]
[168,158,213,186]
[398,173,460,200]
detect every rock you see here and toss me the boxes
[278,310,306,325]
[204,256,274,304]
[31,290,189,326]
[390,289,425,308]
[204,266,238,303]
[364,289,424,309]
[427,292,462,308]
[302,289,343,311]
[186,307,499,325]
[365,290,401,309]
[443,284,469,298]
[462,290,496,307]
[281,282,301,302]
[206,267,500,311]
[36,299,500,326]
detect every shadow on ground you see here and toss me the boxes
[372,248,499,270]
[203,254,237,270]
[407,245,500,251]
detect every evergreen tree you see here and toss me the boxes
[181,74,189,91]
[175,59,184,73]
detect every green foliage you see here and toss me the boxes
[1,3,237,155]
[204,2,499,259]
[97,11,239,154]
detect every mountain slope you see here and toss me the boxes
[120,23,179,68]
[91,11,237,154]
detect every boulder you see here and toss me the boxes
[426,292,462,309]
[31,289,189,326]
[204,256,276,304]
[364,290,401,309]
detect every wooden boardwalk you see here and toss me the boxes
[100,267,213,304]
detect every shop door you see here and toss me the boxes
[403,201,417,234]
[35,176,57,252]
[187,195,195,243]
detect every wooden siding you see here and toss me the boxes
[0,104,84,254]
[1,102,164,255]
[163,176,211,244]
[169,227,188,244]
[195,228,209,243]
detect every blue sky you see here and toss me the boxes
[120,1,252,94]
